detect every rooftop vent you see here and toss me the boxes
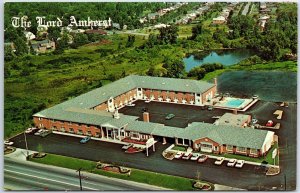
[162,82,166,85]
[102,93,106,95]
[80,102,83,105]
[186,84,189,87]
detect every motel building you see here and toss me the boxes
[33,75,275,158]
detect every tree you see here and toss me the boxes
[72,33,89,48]
[48,27,61,43]
[191,23,203,40]
[14,37,28,56]
[187,66,206,80]
[54,33,69,54]
[162,59,185,78]
[158,25,178,44]
[4,45,15,61]
[125,35,135,47]
[37,144,44,156]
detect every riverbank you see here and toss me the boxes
[202,60,297,81]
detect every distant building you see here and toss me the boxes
[215,113,251,128]
[112,23,121,30]
[154,23,170,29]
[148,13,159,20]
[24,31,36,41]
[31,39,55,54]
[212,16,226,24]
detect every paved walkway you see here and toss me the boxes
[215,184,245,191]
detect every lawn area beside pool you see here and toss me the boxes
[29,153,212,190]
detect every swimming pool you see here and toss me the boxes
[224,98,245,108]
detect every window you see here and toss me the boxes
[138,88,142,91]
[197,93,201,97]
[60,127,65,132]
[237,147,246,153]
[78,129,83,134]
[175,91,178,94]
[38,117,42,121]
[95,132,101,137]
[250,148,257,154]
[69,128,74,133]
[201,143,212,148]
[87,131,92,135]
[109,99,113,103]
[226,145,233,151]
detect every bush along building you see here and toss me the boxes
[33,75,274,158]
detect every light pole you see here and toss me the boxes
[76,168,83,191]
[24,132,29,158]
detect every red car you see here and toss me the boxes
[266,120,274,127]
[198,154,208,163]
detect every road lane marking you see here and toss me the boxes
[5,164,118,189]
[4,169,98,190]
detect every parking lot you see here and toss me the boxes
[9,122,295,191]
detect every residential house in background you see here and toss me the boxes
[24,31,36,41]
[31,39,56,54]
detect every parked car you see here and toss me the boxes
[145,100,151,103]
[182,152,192,160]
[227,159,237,167]
[251,118,258,124]
[40,130,51,137]
[235,160,245,168]
[122,143,133,150]
[126,103,135,107]
[80,136,91,144]
[252,95,259,99]
[198,154,208,163]
[214,157,225,165]
[207,106,213,111]
[165,113,175,120]
[25,127,37,134]
[34,129,45,136]
[4,140,14,146]
[266,120,274,127]
[190,153,200,161]
[174,152,184,159]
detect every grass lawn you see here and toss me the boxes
[171,145,187,151]
[29,153,210,190]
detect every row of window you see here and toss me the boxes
[226,145,257,154]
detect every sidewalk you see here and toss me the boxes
[5,148,37,161]
[214,184,246,191]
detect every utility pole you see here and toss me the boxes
[24,132,29,157]
[76,168,83,191]
[284,173,287,191]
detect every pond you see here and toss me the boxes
[216,71,297,102]
[183,49,255,71]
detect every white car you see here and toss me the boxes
[145,100,151,103]
[174,152,184,159]
[25,127,37,134]
[4,140,14,146]
[182,152,192,160]
[227,159,237,167]
[190,153,200,161]
[122,143,133,150]
[126,103,135,107]
[235,160,245,168]
[214,157,225,165]
[34,129,44,136]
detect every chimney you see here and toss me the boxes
[233,109,238,115]
[143,112,150,122]
[214,78,217,85]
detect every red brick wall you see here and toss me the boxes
[193,137,220,150]
[143,89,195,103]
[201,86,217,103]
[33,117,101,137]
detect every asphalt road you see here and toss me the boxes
[4,157,164,191]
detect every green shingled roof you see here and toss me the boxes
[34,75,215,117]
[126,121,272,150]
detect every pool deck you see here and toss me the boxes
[213,99,259,112]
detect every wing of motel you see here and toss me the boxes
[33,75,274,157]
